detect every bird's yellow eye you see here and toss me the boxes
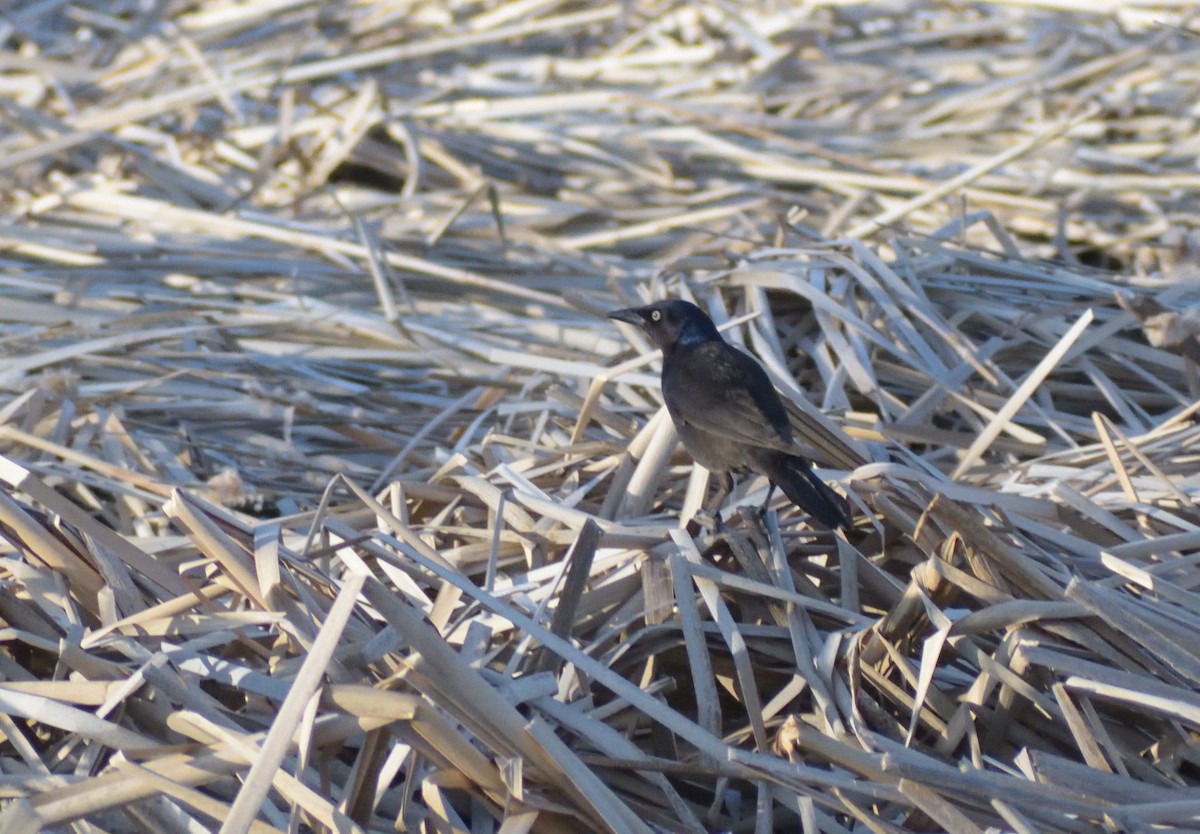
[651,310,661,322]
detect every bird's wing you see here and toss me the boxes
[662,341,797,453]
[780,394,870,470]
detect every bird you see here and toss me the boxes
[608,299,851,530]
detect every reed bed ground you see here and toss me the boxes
[1,1,1200,831]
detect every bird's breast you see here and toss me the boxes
[661,348,748,473]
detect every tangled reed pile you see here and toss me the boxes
[1,1,1200,831]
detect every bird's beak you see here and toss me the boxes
[607,307,644,327]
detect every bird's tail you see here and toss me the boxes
[759,452,852,530]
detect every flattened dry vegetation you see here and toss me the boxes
[1,1,1200,832]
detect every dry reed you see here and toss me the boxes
[0,1,1199,832]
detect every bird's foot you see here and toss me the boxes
[692,508,726,535]
[751,504,778,540]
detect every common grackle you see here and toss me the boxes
[608,299,851,530]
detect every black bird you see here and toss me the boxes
[608,299,851,530]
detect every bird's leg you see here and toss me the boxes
[759,482,777,518]
[709,472,734,513]
[718,473,737,531]
[751,482,779,541]
[697,472,735,532]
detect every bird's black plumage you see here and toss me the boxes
[608,299,851,530]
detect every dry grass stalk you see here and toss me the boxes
[0,0,1200,832]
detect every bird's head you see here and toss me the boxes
[607,299,721,351]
